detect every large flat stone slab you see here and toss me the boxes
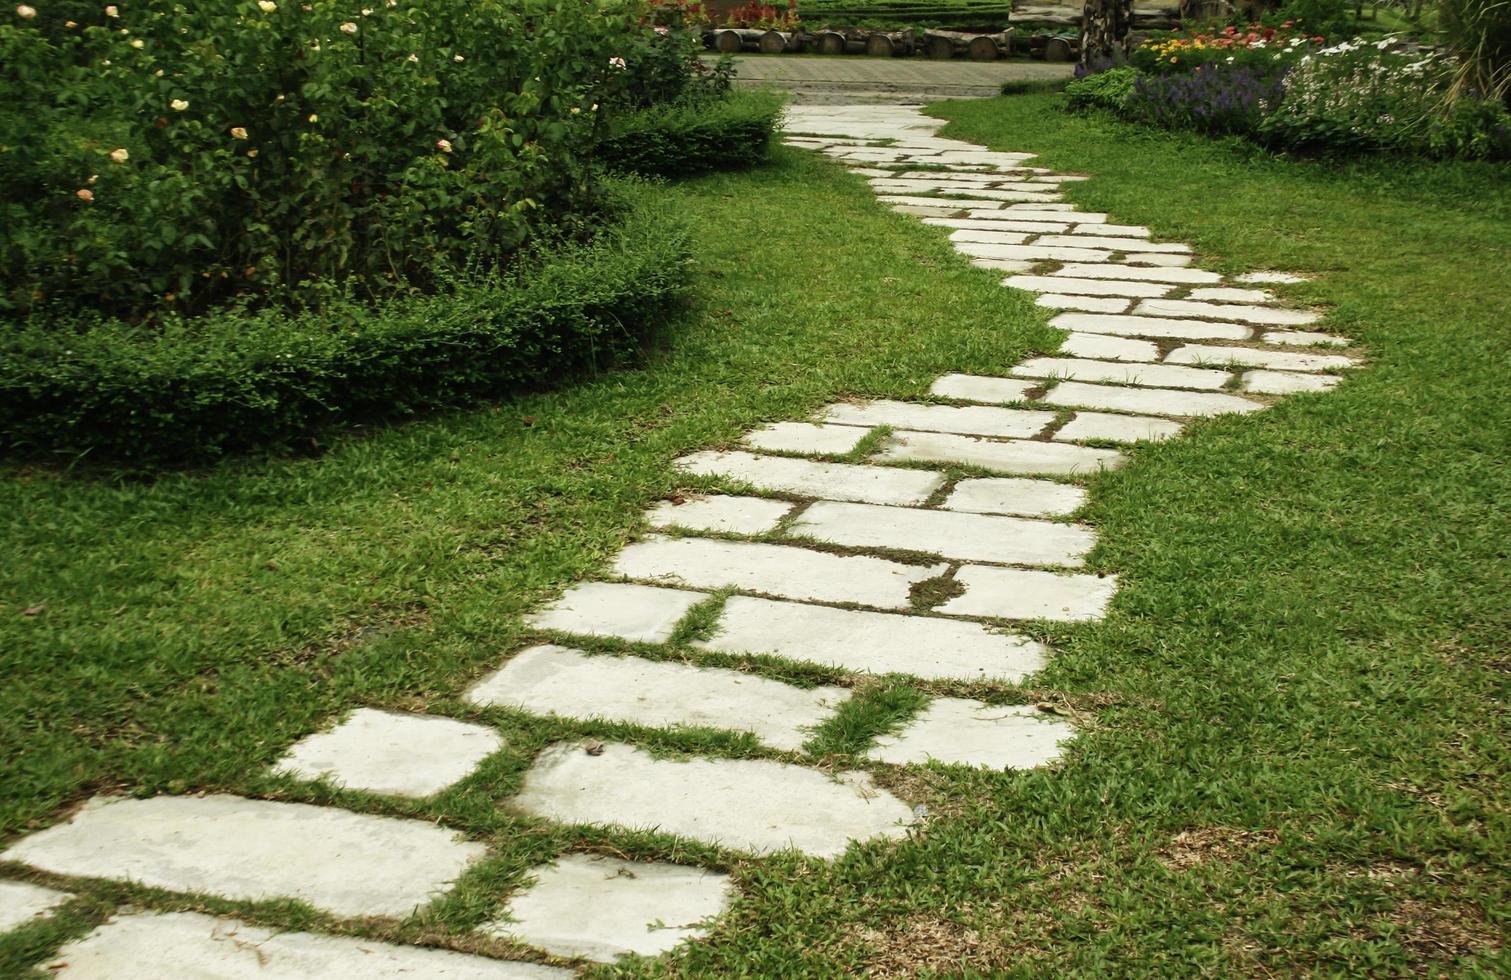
[1034,235,1188,253]
[1164,343,1354,373]
[1043,381,1265,418]
[2,795,486,920]
[1240,369,1342,394]
[940,565,1119,621]
[865,699,1074,769]
[700,595,1047,682]
[0,880,71,934]
[1054,411,1184,443]
[819,399,1054,439]
[468,645,847,752]
[483,854,734,963]
[612,535,945,609]
[924,216,1069,233]
[1050,312,1251,341]
[954,242,1114,263]
[880,430,1125,476]
[528,581,705,644]
[1003,275,1171,297]
[1059,333,1161,362]
[929,374,1038,404]
[1054,263,1221,284]
[512,742,912,858]
[646,494,794,535]
[1037,294,1131,313]
[940,477,1086,518]
[1261,329,1349,347]
[1011,356,1232,391]
[790,500,1094,568]
[742,421,871,456]
[50,911,565,979]
[275,709,502,798]
[1136,298,1318,325]
[676,450,945,506]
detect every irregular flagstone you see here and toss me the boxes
[275,708,502,798]
[468,645,847,752]
[483,854,734,963]
[528,581,705,644]
[0,880,71,934]
[940,477,1087,518]
[940,565,1119,621]
[1043,381,1266,418]
[1054,263,1221,284]
[611,535,945,609]
[1059,332,1161,362]
[512,742,913,858]
[1261,329,1350,347]
[1164,343,1354,373]
[880,429,1126,476]
[1241,369,1342,394]
[1011,356,1232,391]
[676,450,945,506]
[1055,411,1184,443]
[1050,312,1251,341]
[1037,293,1131,313]
[50,911,565,979]
[929,374,1038,404]
[742,421,871,456]
[866,699,1075,769]
[2,795,486,920]
[1002,274,1172,298]
[790,500,1095,568]
[646,494,794,535]
[1135,298,1319,326]
[699,595,1048,682]
[819,399,1054,439]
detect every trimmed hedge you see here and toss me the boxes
[0,188,692,465]
[598,90,785,177]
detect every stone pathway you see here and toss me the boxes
[721,54,1074,104]
[0,104,1358,975]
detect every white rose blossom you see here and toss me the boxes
[17,5,37,18]
[340,21,357,33]
[109,147,129,163]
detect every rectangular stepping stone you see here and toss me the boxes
[0,880,70,934]
[969,209,1098,224]
[1002,274,1171,298]
[51,911,565,979]
[948,229,1032,245]
[881,430,1126,476]
[1261,329,1349,347]
[866,699,1074,770]
[512,742,912,859]
[612,535,945,609]
[1055,263,1222,284]
[676,450,944,506]
[646,494,793,535]
[1050,312,1251,341]
[700,595,1047,682]
[971,257,1035,272]
[1036,294,1131,313]
[2,795,486,920]
[1069,223,1150,237]
[742,421,871,456]
[1165,343,1353,373]
[1059,332,1161,362]
[940,565,1119,621]
[1033,235,1190,253]
[1135,298,1320,326]
[954,242,1113,263]
[893,205,962,218]
[469,645,848,752]
[880,195,1009,211]
[791,500,1093,568]
[1043,381,1265,418]
[1189,287,1272,303]
[944,188,1062,203]
[1237,270,1309,284]
[1011,356,1232,391]
[1125,252,1193,267]
[1054,411,1184,443]
[929,374,1037,404]
[483,854,734,963]
[941,477,1086,518]
[528,581,704,644]
[819,399,1054,439]
[275,709,502,798]
[924,217,1070,233]
[1240,369,1342,394]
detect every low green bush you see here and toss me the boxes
[0,186,692,465]
[1064,66,1137,112]
[598,90,785,177]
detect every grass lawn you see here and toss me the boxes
[3,93,1507,975]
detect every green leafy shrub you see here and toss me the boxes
[1439,0,1511,102]
[1065,66,1137,111]
[0,186,693,464]
[599,90,784,176]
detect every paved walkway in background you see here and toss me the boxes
[0,106,1358,976]
[720,53,1073,102]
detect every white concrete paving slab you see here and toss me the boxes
[1237,270,1309,284]
[676,450,945,506]
[484,854,734,963]
[923,216,1070,233]
[791,501,1094,568]
[1188,287,1272,303]
[880,195,1009,211]
[742,421,871,456]
[1125,252,1193,267]
[929,374,1037,404]
[1034,235,1189,253]
[893,205,962,218]
[647,494,794,535]
[1011,356,1232,391]
[940,477,1086,518]
[613,535,944,609]
[528,581,705,644]
[1054,411,1184,443]
[0,880,70,934]
[1059,332,1161,362]
[954,242,1114,263]
[468,645,847,752]
[275,709,501,798]
[1068,223,1149,237]
[700,595,1048,682]
[1037,293,1131,313]
[941,565,1120,622]
[1050,312,1251,341]
[948,229,1032,245]
[1002,275,1171,297]
[2,795,485,920]
[50,911,565,979]
[1261,329,1350,347]
[1240,369,1342,394]
[1043,381,1266,418]
[512,741,912,858]
[1135,298,1320,326]
[1054,263,1222,284]
[1165,344,1354,373]
[970,209,1100,224]
[881,430,1126,476]
[819,399,1055,439]
[866,699,1074,769]
[971,257,1036,272]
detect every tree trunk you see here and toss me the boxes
[1081,0,1135,69]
